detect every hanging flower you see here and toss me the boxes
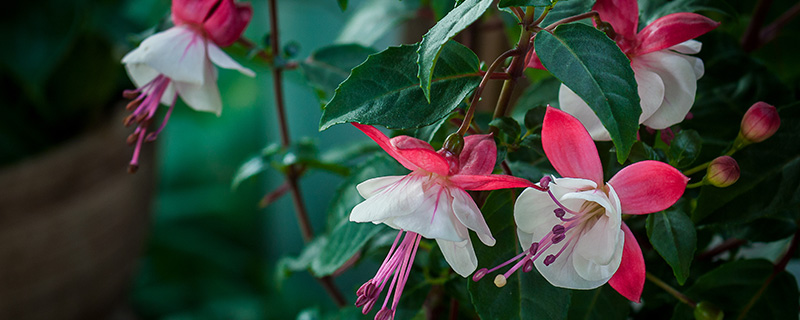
[350,124,535,318]
[529,0,719,140]
[475,107,687,302]
[120,0,254,172]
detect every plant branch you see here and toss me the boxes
[457,48,520,136]
[267,0,346,307]
[741,0,774,52]
[490,8,537,132]
[696,238,746,260]
[544,11,599,32]
[759,2,800,46]
[646,272,697,308]
[736,229,800,320]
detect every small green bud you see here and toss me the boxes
[443,133,465,156]
[705,156,739,188]
[694,301,724,320]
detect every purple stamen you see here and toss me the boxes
[529,242,539,255]
[543,255,556,266]
[539,176,552,189]
[522,260,534,273]
[472,268,489,281]
[551,233,566,244]
[552,225,565,234]
[554,208,565,218]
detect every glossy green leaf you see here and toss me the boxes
[523,106,546,131]
[430,0,458,20]
[535,24,640,163]
[299,44,376,103]
[337,0,347,11]
[320,41,481,130]
[231,143,281,190]
[566,286,630,320]
[498,0,553,7]
[490,116,522,144]
[667,130,702,168]
[672,259,799,320]
[628,141,664,162]
[335,0,418,46]
[311,222,387,276]
[417,0,492,101]
[646,209,696,285]
[539,0,594,27]
[469,190,572,320]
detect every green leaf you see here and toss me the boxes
[566,286,630,320]
[417,0,492,101]
[523,106,546,131]
[498,0,553,7]
[320,41,481,131]
[275,236,327,283]
[490,117,522,143]
[311,222,387,276]
[469,190,572,320]
[335,0,418,46]
[672,260,799,320]
[628,141,664,162]
[337,0,347,11]
[646,209,697,285]
[535,24,640,163]
[667,130,702,168]
[430,0,458,20]
[539,0,594,27]
[299,44,376,103]
[231,143,282,190]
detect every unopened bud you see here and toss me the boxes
[597,22,617,39]
[740,101,780,143]
[705,156,739,188]
[442,133,465,156]
[693,301,723,320]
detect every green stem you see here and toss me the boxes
[646,272,697,308]
[457,48,520,136]
[683,161,711,176]
[544,11,599,32]
[686,181,706,189]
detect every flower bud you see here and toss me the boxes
[597,22,617,40]
[693,301,724,320]
[740,101,780,143]
[442,133,465,156]
[705,156,739,188]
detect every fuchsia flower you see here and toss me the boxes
[530,0,719,140]
[350,124,534,319]
[477,107,687,302]
[120,0,254,172]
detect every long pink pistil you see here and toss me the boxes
[355,230,422,320]
[121,75,176,173]
[472,180,589,287]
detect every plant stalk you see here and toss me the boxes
[646,272,697,308]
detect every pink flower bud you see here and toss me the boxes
[706,156,739,188]
[171,0,253,47]
[740,102,780,143]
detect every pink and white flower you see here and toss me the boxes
[120,0,254,172]
[530,0,719,140]
[350,124,535,318]
[476,107,687,302]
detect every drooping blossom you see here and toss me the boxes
[475,107,687,302]
[120,0,254,172]
[529,0,719,141]
[350,124,535,319]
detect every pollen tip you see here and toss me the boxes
[539,176,551,189]
[522,260,534,273]
[551,233,566,244]
[122,89,138,99]
[126,133,139,145]
[123,115,136,127]
[529,242,539,254]
[544,255,556,266]
[493,274,507,288]
[128,164,139,174]
[472,268,489,282]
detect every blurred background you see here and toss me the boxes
[1,0,799,319]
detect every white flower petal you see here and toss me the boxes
[669,40,702,55]
[356,176,406,198]
[534,234,608,289]
[387,185,465,242]
[514,179,596,235]
[573,215,618,268]
[208,42,256,77]
[558,84,611,141]
[123,63,160,89]
[174,61,223,115]
[123,26,207,84]
[632,63,666,122]
[350,175,425,223]
[436,238,478,277]
[572,228,624,282]
[637,51,698,129]
[450,188,494,246]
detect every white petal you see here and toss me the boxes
[123,63,160,89]
[514,179,596,235]
[558,84,611,141]
[123,26,207,84]
[350,175,425,223]
[208,42,256,77]
[387,185,465,242]
[669,40,702,55]
[534,233,608,289]
[356,176,406,198]
[450,188,495,246]
[637,51,698,129]
[571,228,624,282]
[174,61,223,115]
[436,238,478,277]
[573,215,618,268]
[631,62,666,122]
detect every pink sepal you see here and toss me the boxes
[608,160,688,214]
[172,0,252,47]
[593,0,639,39]
[542,107,604,185]
[633,13,719,56]
[449,175,535,191]
[459,134,497,175]
[526,50,546,70]
[608,222,645,302]
[352,123,450,176]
